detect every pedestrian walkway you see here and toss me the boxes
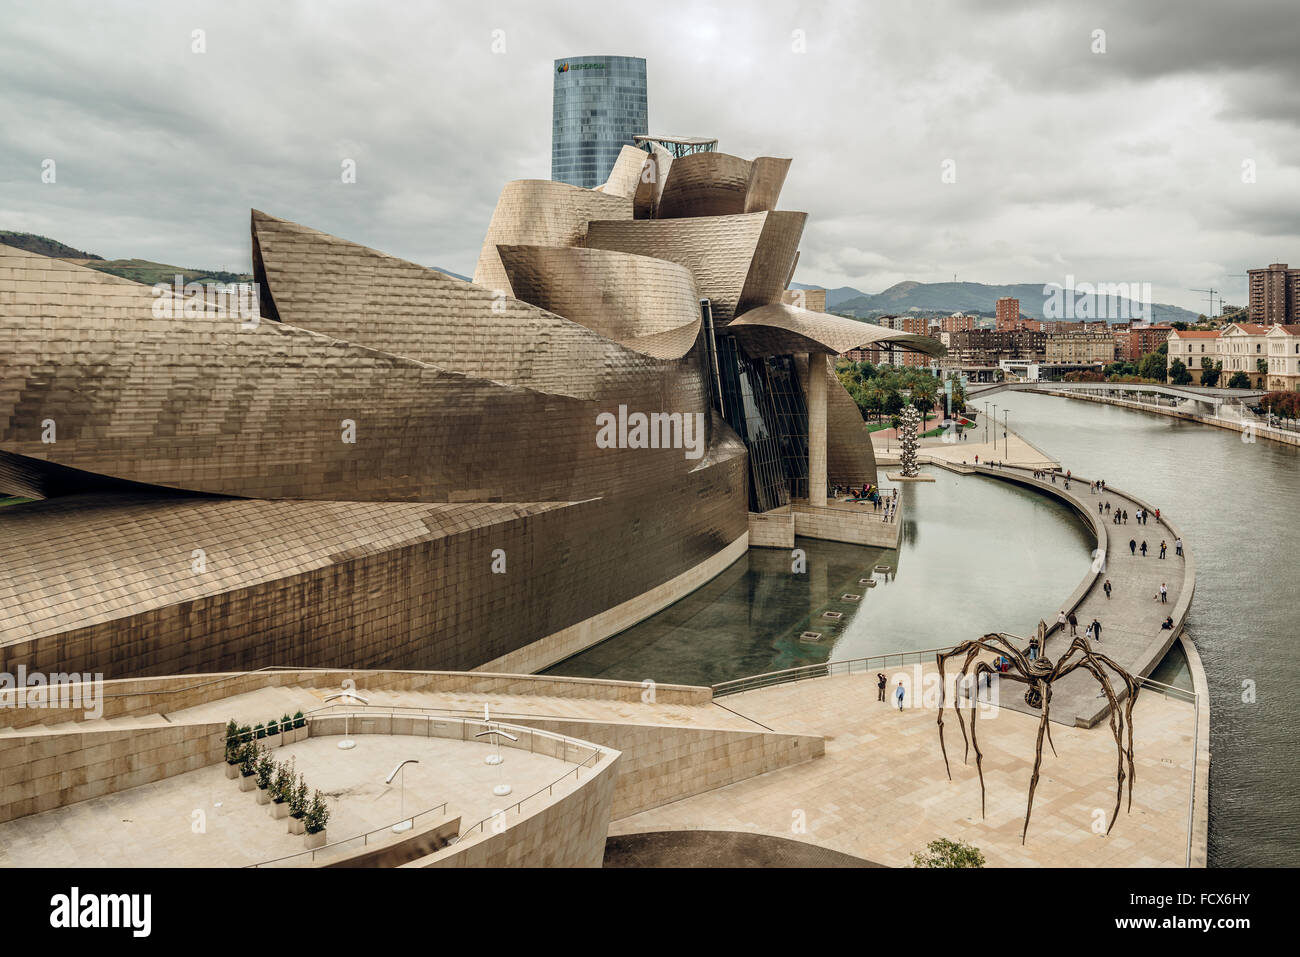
[973,464,1192,727]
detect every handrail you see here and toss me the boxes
[449,747,605,846]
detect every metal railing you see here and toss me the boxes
[450,748,604,845]
[711,644,965,697]
[248,798,449,868]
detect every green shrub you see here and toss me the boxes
[253,723,265,739]
[289,774,309,818]
[224,719,240,764]
[238,741,259,777]
[911,838,985,868]
[273,759,295,803]
[255,750,275,789]
[293,711,306,729]
[304,790,330,834]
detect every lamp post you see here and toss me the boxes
[475,708,520,796]
[323,691,370,750]
[385,759,419,833]
[1003,410,1010,458]
[992,404,998,452]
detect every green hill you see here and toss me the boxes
[0,231,251,285]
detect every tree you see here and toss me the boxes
[1257,358,1268,375]
[1171,321,1189,331]
[1138,351,1167,382]
[1168,358,1193,385]
[1228,371,1251,389]
[1200,356,1222,387]
[911,838,985,868]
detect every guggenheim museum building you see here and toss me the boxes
[0,143,941,681]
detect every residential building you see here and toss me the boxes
[1115,323,1173,362]
[1247,263,1300,325]
[995,297,1020,329]
[1045,330,1116,365]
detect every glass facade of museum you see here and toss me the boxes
[715,336,810,512]
[552,55,648,188]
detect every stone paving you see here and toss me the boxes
[610,670,1196,867]
[974,464,1190,726]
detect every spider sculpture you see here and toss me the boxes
[935,624,1140,843]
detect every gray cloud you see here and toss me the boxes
[1,0,1296,311]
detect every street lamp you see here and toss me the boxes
[385,759,419,833]
[323,691,370,749]
[992,404,998,452]
[1003,410,1010,457]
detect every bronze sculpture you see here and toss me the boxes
[935,625,1139,843]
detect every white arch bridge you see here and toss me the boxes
[966,380,1266,416]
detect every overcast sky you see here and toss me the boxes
[2,0,1297,311]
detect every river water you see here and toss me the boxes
[547,391,1297,867]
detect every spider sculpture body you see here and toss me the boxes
[935,626,1140,843]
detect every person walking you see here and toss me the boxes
[1084,620,1095,642]
[1104,578,1112,599]
[1098,501,1104,515]
[1175,537,1183,557]
[1105,501,1111,513]
[895,680,906,711]
[877,672,887,702]
[1122,509,1128,523]
[1067,611,1078,636]
[1160,582,1168,603]
[1057,609,1067,630]
[1129,538,1137,555]
[1091,618,1102,642]
[1159,540,1167,559]
[1140,540,1148,557]
[1155,508,1161,522]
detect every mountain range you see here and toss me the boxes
[790,280,1202,324]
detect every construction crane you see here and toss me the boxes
[1189,287,1218,319]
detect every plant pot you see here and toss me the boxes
[264,732,282,749]
[288,816,306,835]
[295,725,309,742]
[225,762,240,779]
[256,787,271,804]
[271,800,290,819]
[239,774,257,792]
[304,829,327,849]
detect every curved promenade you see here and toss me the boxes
[972,463,1196,727]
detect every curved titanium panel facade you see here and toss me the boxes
[472,180,631,297]
[496,244,701,358]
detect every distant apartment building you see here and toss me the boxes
[1219,322,1272,388]
[1114,323,1173,362]
[936,312,977,334]
[1166,329,1221,384]
[943,329,1045,368]
[1247,263,1300,325]
[995,297,1019,329]
[1045,330,1115,365]
[1265,324,1300,392]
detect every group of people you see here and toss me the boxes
[1057,609,1104,643]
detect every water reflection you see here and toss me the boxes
[547,473,1093,686]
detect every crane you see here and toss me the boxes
[1189,287,1218,319]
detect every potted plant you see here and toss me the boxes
[253,722,265,741]
[287,774,309,832]
[237,741,259,792]
[224,719,241,779]
[264,716,281,749]
[292,711,307,742]
[287,773,309,835]
[303,790,330,848]
[269,759,294,819]
[254,750,275,804]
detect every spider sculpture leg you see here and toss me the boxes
[1020,675,1055,843]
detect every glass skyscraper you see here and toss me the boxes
[552,55,648,189]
